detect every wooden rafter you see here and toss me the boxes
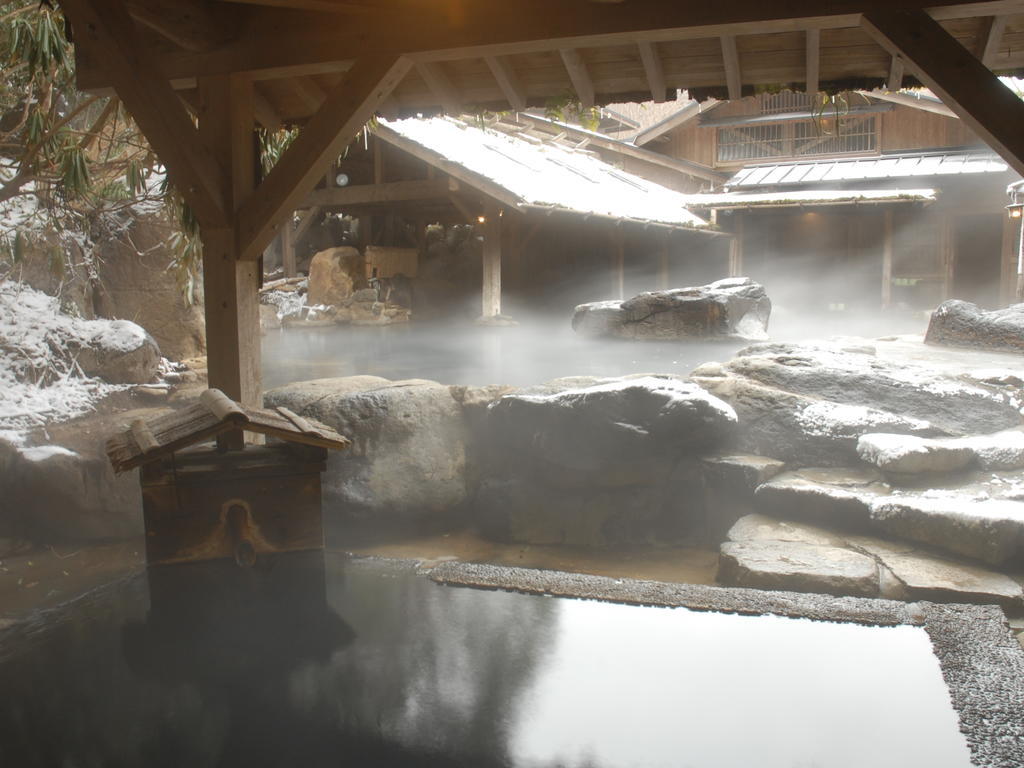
[305,179,450,208]
[862,8,1024,177]
[62,0,229,228]
[484,55,527,112]
[252,85,282,130]
[416,61,462,115]
[860,89,957,116]
[559,49,595,108]
[720,35,742,100]
[235,55,412,261]
[637,41,667,103]
[293,206,321,242]
[979,14,1009,65]
[805,28,820,95]
[292,76,327,113]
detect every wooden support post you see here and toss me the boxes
[559,49,595,109]
[805,29,820,96]
[481,204,502,318]
[612,223,625,300]
[720,35,742,101]
[638,41,667,102]
[980,15,1008,67]
[281,213,296,277]
[882,210,893,308]
[862,9,1024,178]
[197,74,261,445]
[484,55,527,112]
[728,212,744,277]
[999,212,1017,307]
[658,234,670,290]
[887,56,905,91]
[503,212,522,293]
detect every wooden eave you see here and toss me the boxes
[75,2,1024,128]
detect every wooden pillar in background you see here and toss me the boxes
[611,223,625,299]
[481,203,502,318]
[198,74,262,427]
[281,214,296,277]
[658,232,670,290]
[503,213,522,293]
[881,209,893,309]
[728,211,744,277]
[940,216,955,301]
[1000,213,1018,307]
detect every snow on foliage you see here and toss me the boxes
[0,281,132,434]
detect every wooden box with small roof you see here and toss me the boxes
[107,389,350,567]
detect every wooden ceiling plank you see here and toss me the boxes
[484,55,528,111]
[416,61,463,115]
[980,14,1009,64]
[862,8,1024,177]
[559,49,596,108]
[887,55,905,89]
[235,54,412,260]
[75,1,1024,90]
[805,28,820,94]
[720,35,742,100]
[61,0,228,227]
[637,41,667,102]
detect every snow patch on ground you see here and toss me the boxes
[0,281,133,436]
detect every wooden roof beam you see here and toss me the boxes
[305,178,451,207]
[979,15,1009,65]
[859,89,957,116]
[484,55,527,112]
[720,35,742,100]
[559,49,595,109]
[637,41,667,103]
[862,8,1024,177]
[805,29,820,96]
[61,0,228,228]
[416,62,463,115]
[236,55,412,260]
[125,0,233,52]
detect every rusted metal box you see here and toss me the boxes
[140,442,328,566]
[107,389,350,568]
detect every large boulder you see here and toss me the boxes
[477,375,737,546]
[307,247,365,306]
[718,540,880,597]
[572,277,770,340]
[925,300,1024,353]
[692,341,1022,466]
[265,377,469,528]
[0,439,142,542]
[75,320,161,384]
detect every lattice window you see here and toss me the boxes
[716,116,877,163]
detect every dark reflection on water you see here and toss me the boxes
[0,554,972,768]
[261,318,745,389]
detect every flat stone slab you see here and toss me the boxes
[754,468,889,530]
[718,540,879,597]
[870,495,1024,567]
[849,536,1024,610]
[726,513,847,548]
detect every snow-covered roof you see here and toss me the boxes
[381,117,709,229]
[726,150,1009,189]
[685,188,937,209]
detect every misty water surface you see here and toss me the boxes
[0,554,973,768]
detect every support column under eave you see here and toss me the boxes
[282,218,297,278]
[658,233,670,290]
[728,211,744,278]
[882,210,893,309]
[612,223,625,300]
[481,204,502,318]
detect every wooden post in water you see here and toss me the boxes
[881,209,893,309]
[481,204,502,318]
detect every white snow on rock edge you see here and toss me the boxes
[0,281,136,436]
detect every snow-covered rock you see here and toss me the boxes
[0,282,159,436]
[870,495,1024,566]
[754,468,889,530]
[857,433,974,475]
[926,300,1024,353]
[572,277,770,340]
[692,341,1021,465]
